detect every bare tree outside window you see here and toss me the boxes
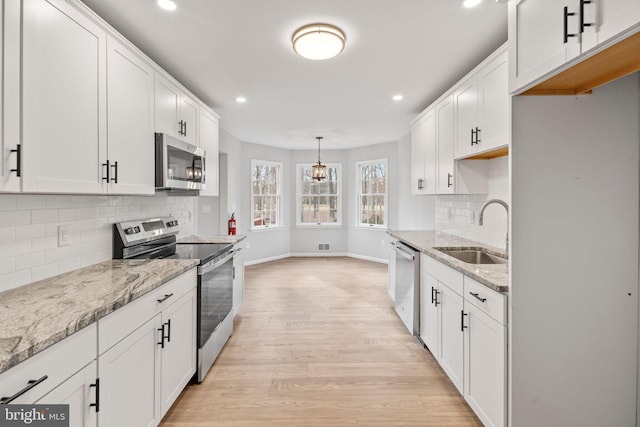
[251,160,282,229]
[357,159,387,227]
[297,164,341,225]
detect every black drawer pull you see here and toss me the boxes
[102,160,110,182]
[461,311,468,332]
[10,144,21,177]
[157,293,174,304]
[1,375,48,404]
[564,6,577,43]
[90,378,100,412]
[470,292,487,303]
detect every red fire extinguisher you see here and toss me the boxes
[228,213,237,236]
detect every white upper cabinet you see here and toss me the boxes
[509,0,640,93]
[155,73,200,146]
[1,0,20,192]
[106,36,155,195]
[198,107,219,197]
[410,108,435,194]
[454,48,509,159]
[21,0,107,193]
[435,95,455,194]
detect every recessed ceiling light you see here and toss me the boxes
[393,95,404,101]
[462,0,482,7]
[157,0,177,11]
[292,23,346,60]
[236,97,247,103]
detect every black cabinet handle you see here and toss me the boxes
[233,266,236,280]
[157,293,174,304]
[417,178,424,190]
[183,121,187,137]
[470,128,475,146]
[431,286,435,304]
[475,127,481,144]
[10,144,21,177]
[110,161,118,184]
[165,319,171,343]
[461,311,468,332]
[102,160,110,182]
[0,375,48,404]
[580,0,594,33]
[90,378,100,413]
[564,6,577,43]
[470,292,487,303]
[447,173,453,188]
[434,290,440,307]
[158,323,166,348]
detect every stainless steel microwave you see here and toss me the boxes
[155,133,206,190]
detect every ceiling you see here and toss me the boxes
[81,0,508,150]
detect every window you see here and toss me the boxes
[356,159,387,228]
[250,160,282,230]
[296,164,341,226]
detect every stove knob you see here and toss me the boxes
[134,226,140,233]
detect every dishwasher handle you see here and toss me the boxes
[395,244,415,261]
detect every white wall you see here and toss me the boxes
[435,156,509,250]
[510,74,639,426]
[0,193,195,292]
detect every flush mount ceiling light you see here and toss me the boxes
[311,137,327,181]
[236,97,247,103]
[292,23,346,60]
[393,94,404,101]
[462,0,482,7]
[157,0,177,11]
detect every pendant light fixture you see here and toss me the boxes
[311,137,327,181]
[292,24,346,60]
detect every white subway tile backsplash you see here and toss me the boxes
[0,194,196,291]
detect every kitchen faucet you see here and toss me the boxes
[478,199,509,254]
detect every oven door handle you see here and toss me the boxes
[199,250,235,274]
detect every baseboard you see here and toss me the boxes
[347,253,388,264]
[244,253,292,266]
[245,252,388,266]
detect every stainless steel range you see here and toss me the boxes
[113,216,234,382]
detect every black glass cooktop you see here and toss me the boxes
[172,243,233,264]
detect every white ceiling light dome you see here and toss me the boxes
[292,23,346,60]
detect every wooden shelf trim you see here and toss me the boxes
[521,31,640,96]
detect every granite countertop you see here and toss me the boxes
[387,230,508,293]
[0,259,198,375]
[178,234,246,244]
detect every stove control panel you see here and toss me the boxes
[114,216,180,247]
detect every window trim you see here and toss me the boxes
[296,163,342,227]
[250,159,283,231]
[355,158,388,230]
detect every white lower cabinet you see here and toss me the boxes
[97,268,197,427]
[233,242,245,316]
[420,254,507,427]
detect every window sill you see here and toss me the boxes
[296,224,343,229]
[250,226,284,233]
[355,225,387,231]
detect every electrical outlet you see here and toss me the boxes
[381,239,385,247]
[202,205,211,214]
[245,241,250,249]
[58,225,71,247]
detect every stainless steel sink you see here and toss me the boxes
[434,248,507,265]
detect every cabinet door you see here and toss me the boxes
[36,361,98,427]
[508,0,580,93]
[581,0,640,51]
[160,289,197,416]
[410,117,426,194]
[99,315,161,427]
[478,52,509,153]
[1,0,20,192]
[199,108,219,196]
[438,283,464,394]
[22,0,107,193]
[435,95,454,194]
[180,94,199,146]
[454,78,479,159]
[464,303,507,427]
[106,36,154,195]
[155,74,181,138]
[423,110,437,194]
[233,247,245,316]
[419,272,439,355]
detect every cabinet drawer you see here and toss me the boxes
[464,276,506,325]
[98,268,196,354]
[424,255,463,295]
[0,324,96,404]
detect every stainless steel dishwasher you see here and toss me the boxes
[394,242,420,336]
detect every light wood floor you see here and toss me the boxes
[161,257,481,426]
